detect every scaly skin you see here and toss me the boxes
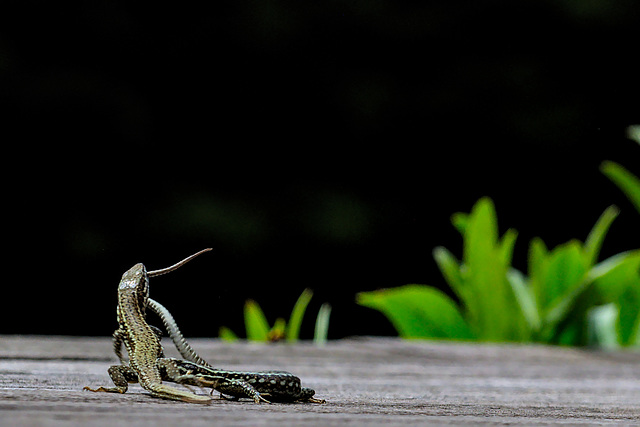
[84,253,212,403]
[146,298,213,368]
[99,357,325,404]
[164,358,325,404]
[87,249,324,404]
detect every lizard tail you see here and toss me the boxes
[147,248,212,277]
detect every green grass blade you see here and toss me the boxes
[286,288,313,342]
[269,318,287,342]
[601,161,640,214]
[584,205,619,266]
[314,303,332,345]
[356,284,474,339]
[219,326,240,342]
[244,299,271,341]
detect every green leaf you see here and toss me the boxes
[463,197,499,269]
[268,317,287,341]
[218,326,240,342]
[451,212,468,235]
[314,303,332,345]
[528,237,548,311]
[286,288,313,342]
[536,241,592,341]
[540,279,592,343]
[601,161,640,214]
[498,229,518,267]
[433,246,465,304]
[528,238,549,280]
[591,250,640,346]
[539,251,637,345]
[616,285,640,346]
[462,198,500,336]
[587,304,619,349]
[356,285,474,339]
[537,240,588,314]
[460,197,523,340]
[244,299,271,341]
[507,268,540,333]
[592,251,640,302]
[584,205,619,266]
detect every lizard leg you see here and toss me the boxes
[111,327,164,365]
[138,361,212,404]
[218,392,240,401]
[216,379,271,404]
[83,365,137,394]
[112,329,127,365]
[157,358,220,389]
[260,387,326,404]
[297,387,326,403]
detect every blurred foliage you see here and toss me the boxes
[358,198,640,347]
[601,126,640,216]
[3,1,640,338]
[220,288,331,344]
[601,162,640,216]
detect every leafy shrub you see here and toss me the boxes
[358,198,640,346]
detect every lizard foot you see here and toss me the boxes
[83,386,126,394]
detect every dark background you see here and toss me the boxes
[1,1,639,339]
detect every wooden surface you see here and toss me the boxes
[2,335,640,425]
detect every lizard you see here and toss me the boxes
[84,249,214,403]
[87,248,325,404]
[163,358,325,403]
[143,298,325,403]
[99,355,324,404]
[143,297,324,403]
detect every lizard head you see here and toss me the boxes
[119,263,150,310]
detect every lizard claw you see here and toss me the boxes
[83,386,125,394]
[257,395,271,404]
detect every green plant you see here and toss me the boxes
[590,129,640,347]
[357,197,640,347]
[587,250,640,348]
[219,288,331,344]
[600,125,640,215]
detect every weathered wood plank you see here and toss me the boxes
[1,335,640,425]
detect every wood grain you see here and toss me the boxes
[2,336,640,425]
